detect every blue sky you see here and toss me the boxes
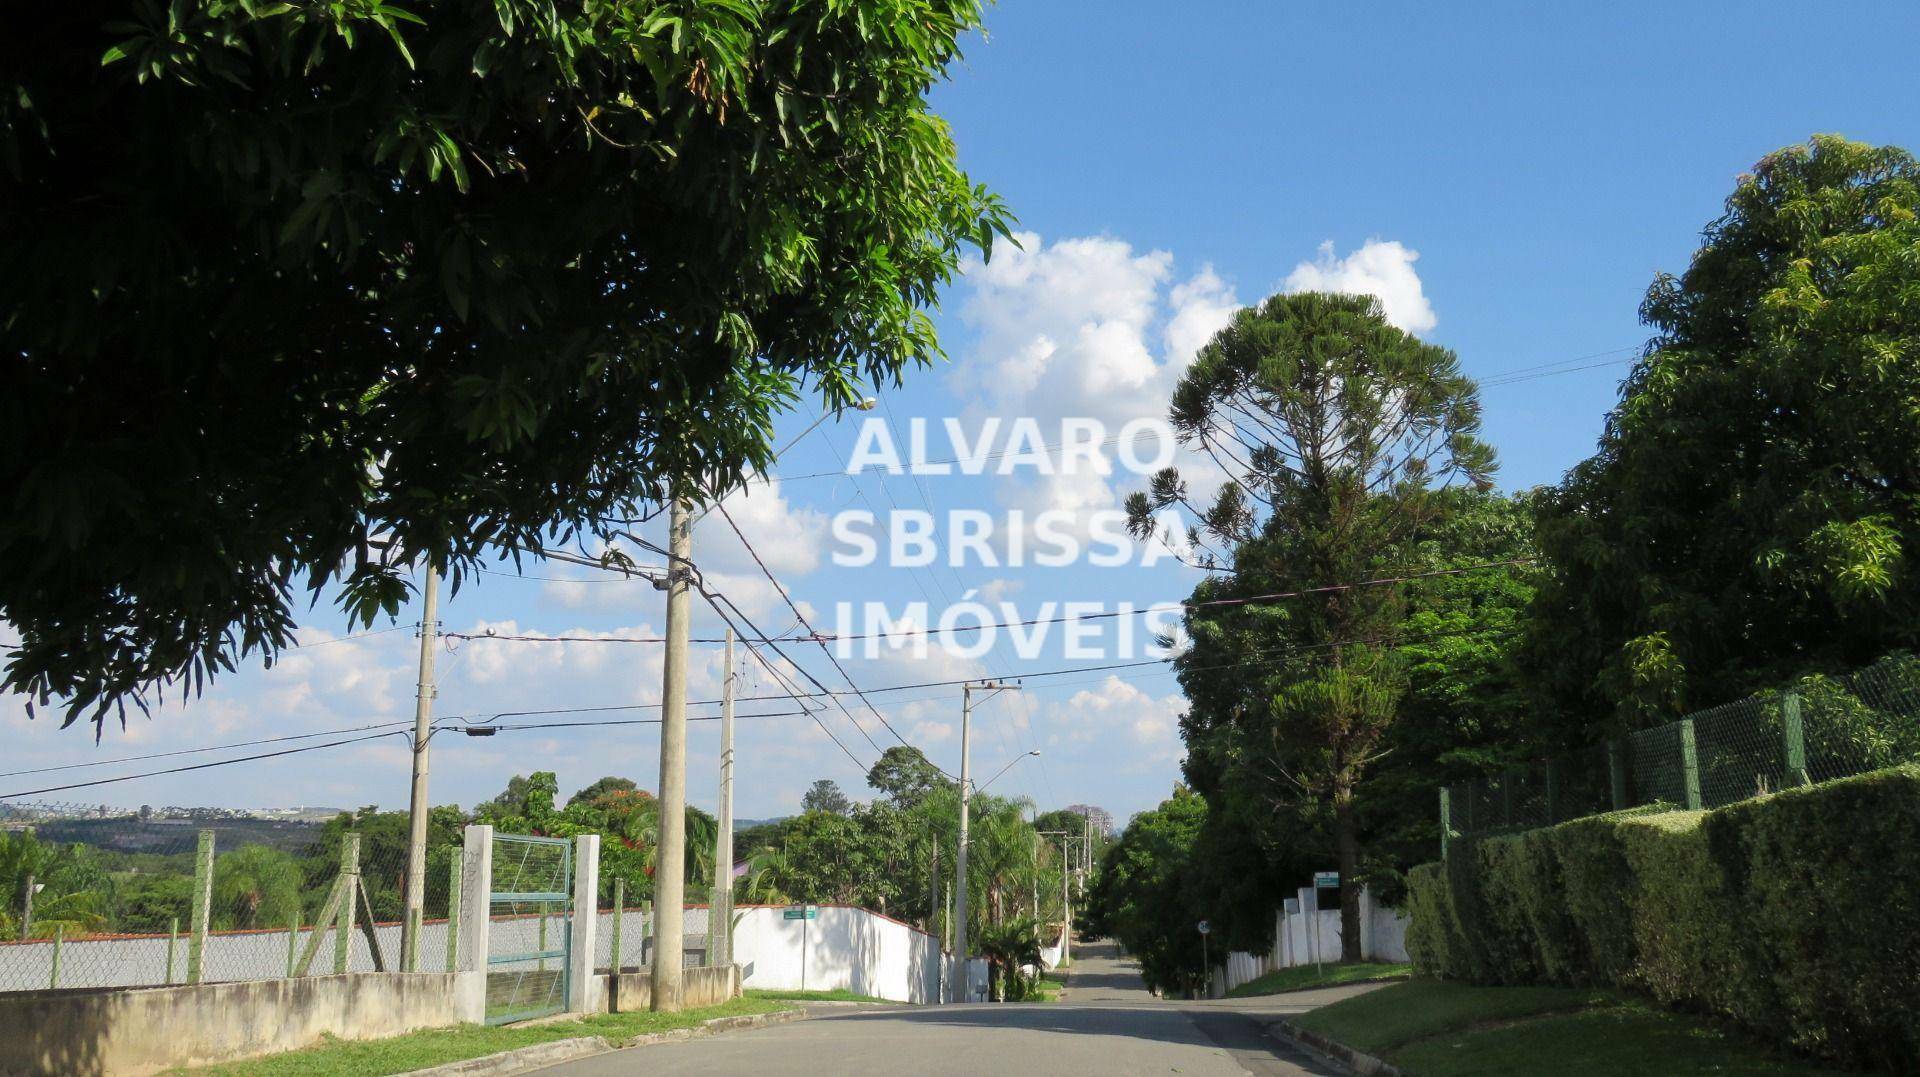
[6,2,1920,827]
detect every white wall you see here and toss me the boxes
[1214,886,1410,995]
[730,904,948,1004]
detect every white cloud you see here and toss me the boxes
[1041,675,1185,769]
[1282,239,1437,335]
[954,231,1232,432]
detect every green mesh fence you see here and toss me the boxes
[1442,653,1920,850]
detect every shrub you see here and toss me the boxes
[1404,764,1920,1070]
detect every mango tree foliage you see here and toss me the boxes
[0,0,1010,731]
[1524,136,1920,740]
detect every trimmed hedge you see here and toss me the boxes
[1406,764,1920,1071]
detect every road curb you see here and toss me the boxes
[400,1036,614,1077]
[398,1007,807,1076]
[1273,1019,1405,1077]
[1227,974,1410,1000]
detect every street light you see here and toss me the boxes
[975,750,1041,795]
[692,396,877,525]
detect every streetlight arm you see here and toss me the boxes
[974,750,1041,795]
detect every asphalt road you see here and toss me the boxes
[530,940,1378,1077]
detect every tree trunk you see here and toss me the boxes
[1334,770,1362,963]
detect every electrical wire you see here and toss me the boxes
[0,730,412,799]
[713,501,926,759]
[0,623,1519,798]
[433,558,1533,647]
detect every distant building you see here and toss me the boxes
[1063,804,1114,837]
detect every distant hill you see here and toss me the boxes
[36,815,328,854]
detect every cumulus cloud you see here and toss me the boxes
[1041,675,1185,769]
[954,231,1233,431]
[1282,239,1437,335]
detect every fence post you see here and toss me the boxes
[446,854,462,973]
[1679,719,1703,810]
[1608,740,1629,810]
[1782,691,1810,787]
[336,833,360,975]
[166,916,178,985]
[187,828,215,984]
[458,825,492,975]
[611,878,625,972]
[643,900,654,967]
[1545,761,1561,824]
[286,912,299,978]
[1438,788,1452,861]
[568,834,600,1014]
[48,924,63,989]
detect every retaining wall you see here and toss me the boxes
[0,971,483,1077]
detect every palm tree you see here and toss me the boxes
[976,917,1043,1001]
[212,844,302,930]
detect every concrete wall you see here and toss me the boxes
[0,971,483,1077]
[1214,887,1411,996]
[606,964,739,1013]
[0,908,717,994]
[730,905,947,1003]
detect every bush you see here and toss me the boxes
[1406,764,1920,1071]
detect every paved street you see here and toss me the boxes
[532,941,1378,1077]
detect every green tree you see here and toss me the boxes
[0,0,1011,730]
[867,746,945,806]
[567,776,638,809]
[1085,788,1209,995]
[212,845,302,930]
[1523,136,1920,740]
[1130,291,1494,960]
[801,779,852,816]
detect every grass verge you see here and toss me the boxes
[1294,980,1843,1075]
[1223,961,1410,998]
[744,988,899,1004]
[174,997,794,1077]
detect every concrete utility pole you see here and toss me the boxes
[954,679,1019,1003]
[715,628,735,966]
[652,497,693,1011]
[1062,846,1072,966]
[402,564,440,971]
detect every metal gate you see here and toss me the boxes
[486,833,572,1024]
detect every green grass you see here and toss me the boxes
[1296,980,1842,1075]
[744,988,899,1004]
[1223,961,1411,998]
[173,997,794,1077]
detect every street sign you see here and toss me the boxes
[783,906,819,920]
[1313,871,1340,888]
[1196,920,1211,935]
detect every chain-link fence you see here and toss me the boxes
[1441,653,1920,849]
[0,803,463,991]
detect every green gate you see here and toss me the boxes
[486,833,572,1024]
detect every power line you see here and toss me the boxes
[689,579,875,774]
[713,501,928,760]
[439,558,1532,648]
[0,730,412,799]
[0,709,827,799]
[0,717,428,779]
[0,623,1518,798]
